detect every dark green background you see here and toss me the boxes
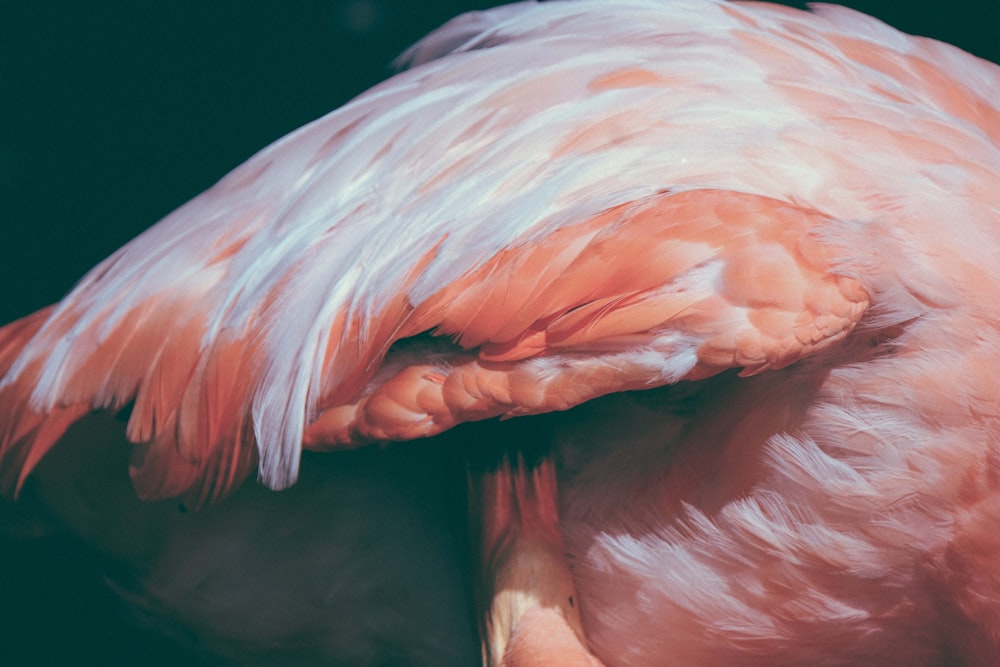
[0,1,996,664]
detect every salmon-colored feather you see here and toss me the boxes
[305,188,867,446]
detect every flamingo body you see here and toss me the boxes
[3,1,1000,664]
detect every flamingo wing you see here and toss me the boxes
[0,0,995,516]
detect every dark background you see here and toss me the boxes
[0,1,997,664]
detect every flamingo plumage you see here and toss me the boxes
[3,0,1000,664]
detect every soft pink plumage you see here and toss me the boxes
[3,0,1000,664]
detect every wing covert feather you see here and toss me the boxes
[303,189,868,447]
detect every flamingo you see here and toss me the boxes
[2,0,1000,664]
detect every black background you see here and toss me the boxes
[0,1,996,664]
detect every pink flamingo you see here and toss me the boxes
[3,1,1000,664]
